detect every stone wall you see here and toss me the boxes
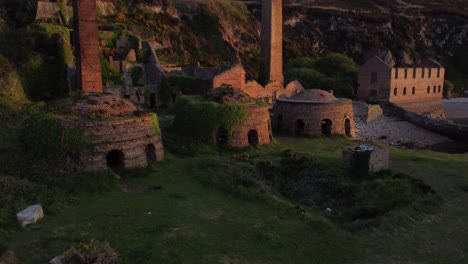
[212,65,246,90]
[395,99,445,117]
[230,106,272,147]
[273,99,355,137]
[353,101,383,123]
[259,0,283,84]
[243,80,303,100]
[382,103,468,141]
[73,0,103,93]
[64,115,164,171]
[36,1,73,23]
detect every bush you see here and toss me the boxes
[285,53,357,98]
[20,109,89,174]
[173,96,247,144]
[64,239,119,264]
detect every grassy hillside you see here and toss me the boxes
[2,137,468,263]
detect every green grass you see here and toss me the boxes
[2,136,468,263]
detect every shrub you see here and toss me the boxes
[19,109,89,174]
[173,96,247,144]
[64,239,119,264]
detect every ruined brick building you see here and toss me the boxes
[357,56,445,116]
[273,89,355,137]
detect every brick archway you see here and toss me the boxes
[216,127,229,146]
[106,150,125,171]
[321,119,332,137]
[248,129,259,146]
[295,119,305,135]
[145,144,157,164]
[345,118,351,137]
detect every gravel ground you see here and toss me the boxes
[355,116,452,149]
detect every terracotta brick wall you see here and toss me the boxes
[73,0,103,92]
[389,67,444,103]
[260,0,283,84]
[212,65,246,90]
[273,99,355,137]
[357,56,392,101]
[64,115,164,171]
[230,106,272,147]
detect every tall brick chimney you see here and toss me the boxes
[259,0,284,85]
[73,0,103,93]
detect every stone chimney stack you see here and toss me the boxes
[259,0,284,85]
[73,0,103,93]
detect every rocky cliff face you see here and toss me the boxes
[1,0,467,85]
[95,0,467,84]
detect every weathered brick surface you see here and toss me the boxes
[229,106,272,147]
[73,0,103,92]
[243,80,303,100]
[353,101,383,123]
[358,56,444,115]
[212,65,246,90]
[273,90,355,137]
[64,115,164,172]
[260,0,283,84]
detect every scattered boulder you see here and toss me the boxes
[16,204,44,227]
[49,255,64,264]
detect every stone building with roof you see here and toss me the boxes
[357,56,445,116]
[272,89,355,137]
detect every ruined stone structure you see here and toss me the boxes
[212,65,304,103]
[36,0,73,24]
[73,0,103,93]
[357,56,445,116]
[343,145,390,174]
[260,0,283,85]
[228,106,272,148]
[63,95,164,171]
[273,89,355,137]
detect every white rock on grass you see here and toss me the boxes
[16,204,44,227]
[49,255,65,264]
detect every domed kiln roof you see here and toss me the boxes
[290,89,337,102]
[72,94,139,118]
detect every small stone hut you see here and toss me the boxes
[272,89,355,137]
[63,94,164,171]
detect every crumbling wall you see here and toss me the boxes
[353,101,383,123]
[212,65,246,90]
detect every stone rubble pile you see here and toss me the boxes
[355,116,450,148]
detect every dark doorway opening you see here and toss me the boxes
[145,144,157,164]
[150,93,156,108]
[321,119,333,137]
[295,119,305,135]
[106,150,125,171]
[345,118,351,137]
[248,130,259,146]
[216,127,228,146]
[276,115,283,133]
